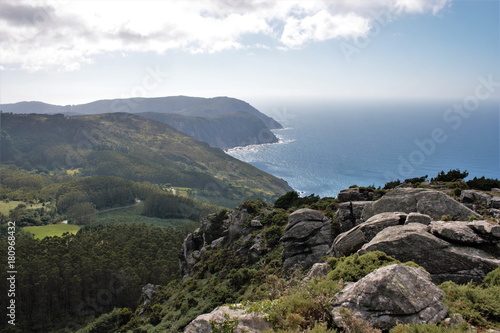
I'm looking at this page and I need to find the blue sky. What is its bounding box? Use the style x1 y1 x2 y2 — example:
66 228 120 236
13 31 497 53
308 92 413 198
0 0 498 107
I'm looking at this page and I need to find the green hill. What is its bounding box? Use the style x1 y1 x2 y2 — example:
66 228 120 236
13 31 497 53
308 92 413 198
0 96 282 149
0 112 292 206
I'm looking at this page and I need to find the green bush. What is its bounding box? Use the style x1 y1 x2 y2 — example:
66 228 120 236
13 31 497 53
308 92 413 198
432 169 469 183
390 323 470 333
483 267 500 288
439 281 500 328
264 225 284 248
326 251 417 282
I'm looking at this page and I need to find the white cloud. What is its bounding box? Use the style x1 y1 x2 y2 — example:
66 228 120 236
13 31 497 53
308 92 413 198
0 0 452 71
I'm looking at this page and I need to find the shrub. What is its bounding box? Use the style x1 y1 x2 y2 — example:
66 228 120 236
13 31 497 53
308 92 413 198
264 225 284 248
482 267 500 288
326 251 416 282
466 176 500 191
274 191 320 210
404 175 428 185
390 323 470 333
384 180 402 189
439 281 500 328
336 308 381 333
432 169 469 182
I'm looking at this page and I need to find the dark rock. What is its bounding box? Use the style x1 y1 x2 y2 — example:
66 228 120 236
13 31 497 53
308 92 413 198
491 197 500 209
282 209 332 271
139 283 161 315
460 190 492 206
331 212 407 257
338 187 373 202
332 264 448 331
359 224 500 284
336 201 371 232
362 188 480 221
405 212 432 225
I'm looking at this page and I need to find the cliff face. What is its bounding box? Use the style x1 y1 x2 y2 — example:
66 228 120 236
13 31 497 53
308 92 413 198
139 112 279 149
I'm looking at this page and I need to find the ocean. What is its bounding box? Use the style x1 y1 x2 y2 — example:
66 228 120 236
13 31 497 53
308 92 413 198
227 100 500 197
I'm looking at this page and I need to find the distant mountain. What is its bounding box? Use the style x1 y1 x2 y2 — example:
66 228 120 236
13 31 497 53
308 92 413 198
0 112 292 206
0 96 282 148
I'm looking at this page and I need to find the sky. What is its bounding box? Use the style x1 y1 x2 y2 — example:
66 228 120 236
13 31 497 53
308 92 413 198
0 0 499 107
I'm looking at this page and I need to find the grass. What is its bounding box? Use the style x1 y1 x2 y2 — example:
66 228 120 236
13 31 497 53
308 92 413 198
95 203 198 228
0 200 46 215
24 223 81 239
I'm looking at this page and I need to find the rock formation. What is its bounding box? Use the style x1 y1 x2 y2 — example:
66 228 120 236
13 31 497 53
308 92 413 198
331 212 407 257
281 208 332 271
184 306 271 333
332 264 448 331
358 222 500 284
362 188 480 221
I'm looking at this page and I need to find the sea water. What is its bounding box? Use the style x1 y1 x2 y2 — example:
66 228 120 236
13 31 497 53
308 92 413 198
227 100 499 197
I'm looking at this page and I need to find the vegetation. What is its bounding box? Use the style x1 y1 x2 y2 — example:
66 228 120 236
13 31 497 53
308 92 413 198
0 224 187 333
439 267 500 328
23 223 81 239
432 169 469 182
0 112 291 206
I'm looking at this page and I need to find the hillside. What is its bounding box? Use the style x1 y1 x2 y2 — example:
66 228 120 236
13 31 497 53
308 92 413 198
0 96 282 149
65 180 500 332
0 112 292 206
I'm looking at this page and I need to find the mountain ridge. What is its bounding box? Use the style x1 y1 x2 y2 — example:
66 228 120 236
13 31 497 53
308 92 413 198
0 96 282 149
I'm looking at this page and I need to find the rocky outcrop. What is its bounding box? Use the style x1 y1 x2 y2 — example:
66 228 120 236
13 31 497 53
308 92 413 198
281 209 332 271
338 187 374 202
331 212 407 257
180 207 268 278
362 188 480 221
359 223 500 284
336 201 371 232
460 190 492 206
184 305 271 333
332 264 448 331
138 283 161 315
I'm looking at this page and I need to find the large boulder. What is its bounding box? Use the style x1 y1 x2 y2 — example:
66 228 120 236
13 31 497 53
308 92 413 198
331 212 407 257
282 208 332 271
362 188 480 221
359 223 500 284
184 306 271 333
332 264 448 331
336 201 372 232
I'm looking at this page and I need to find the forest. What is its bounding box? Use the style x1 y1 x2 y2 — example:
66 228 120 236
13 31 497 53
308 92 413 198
0 224 187 333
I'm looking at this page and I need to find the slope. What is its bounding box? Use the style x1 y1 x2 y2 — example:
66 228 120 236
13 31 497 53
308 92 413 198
0 112 292 206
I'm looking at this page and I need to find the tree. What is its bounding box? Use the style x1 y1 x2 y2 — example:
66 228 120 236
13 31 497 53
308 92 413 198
432 169 469 182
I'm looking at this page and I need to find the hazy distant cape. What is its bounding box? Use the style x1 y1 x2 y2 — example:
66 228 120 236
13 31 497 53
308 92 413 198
0 96 282 149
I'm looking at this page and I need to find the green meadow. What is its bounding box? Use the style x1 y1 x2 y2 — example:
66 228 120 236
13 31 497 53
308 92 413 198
24 224 81 239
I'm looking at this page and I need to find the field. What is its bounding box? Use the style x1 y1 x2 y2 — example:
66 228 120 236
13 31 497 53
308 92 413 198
24 224 81 239
0 200 46 215
95 203 198 229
